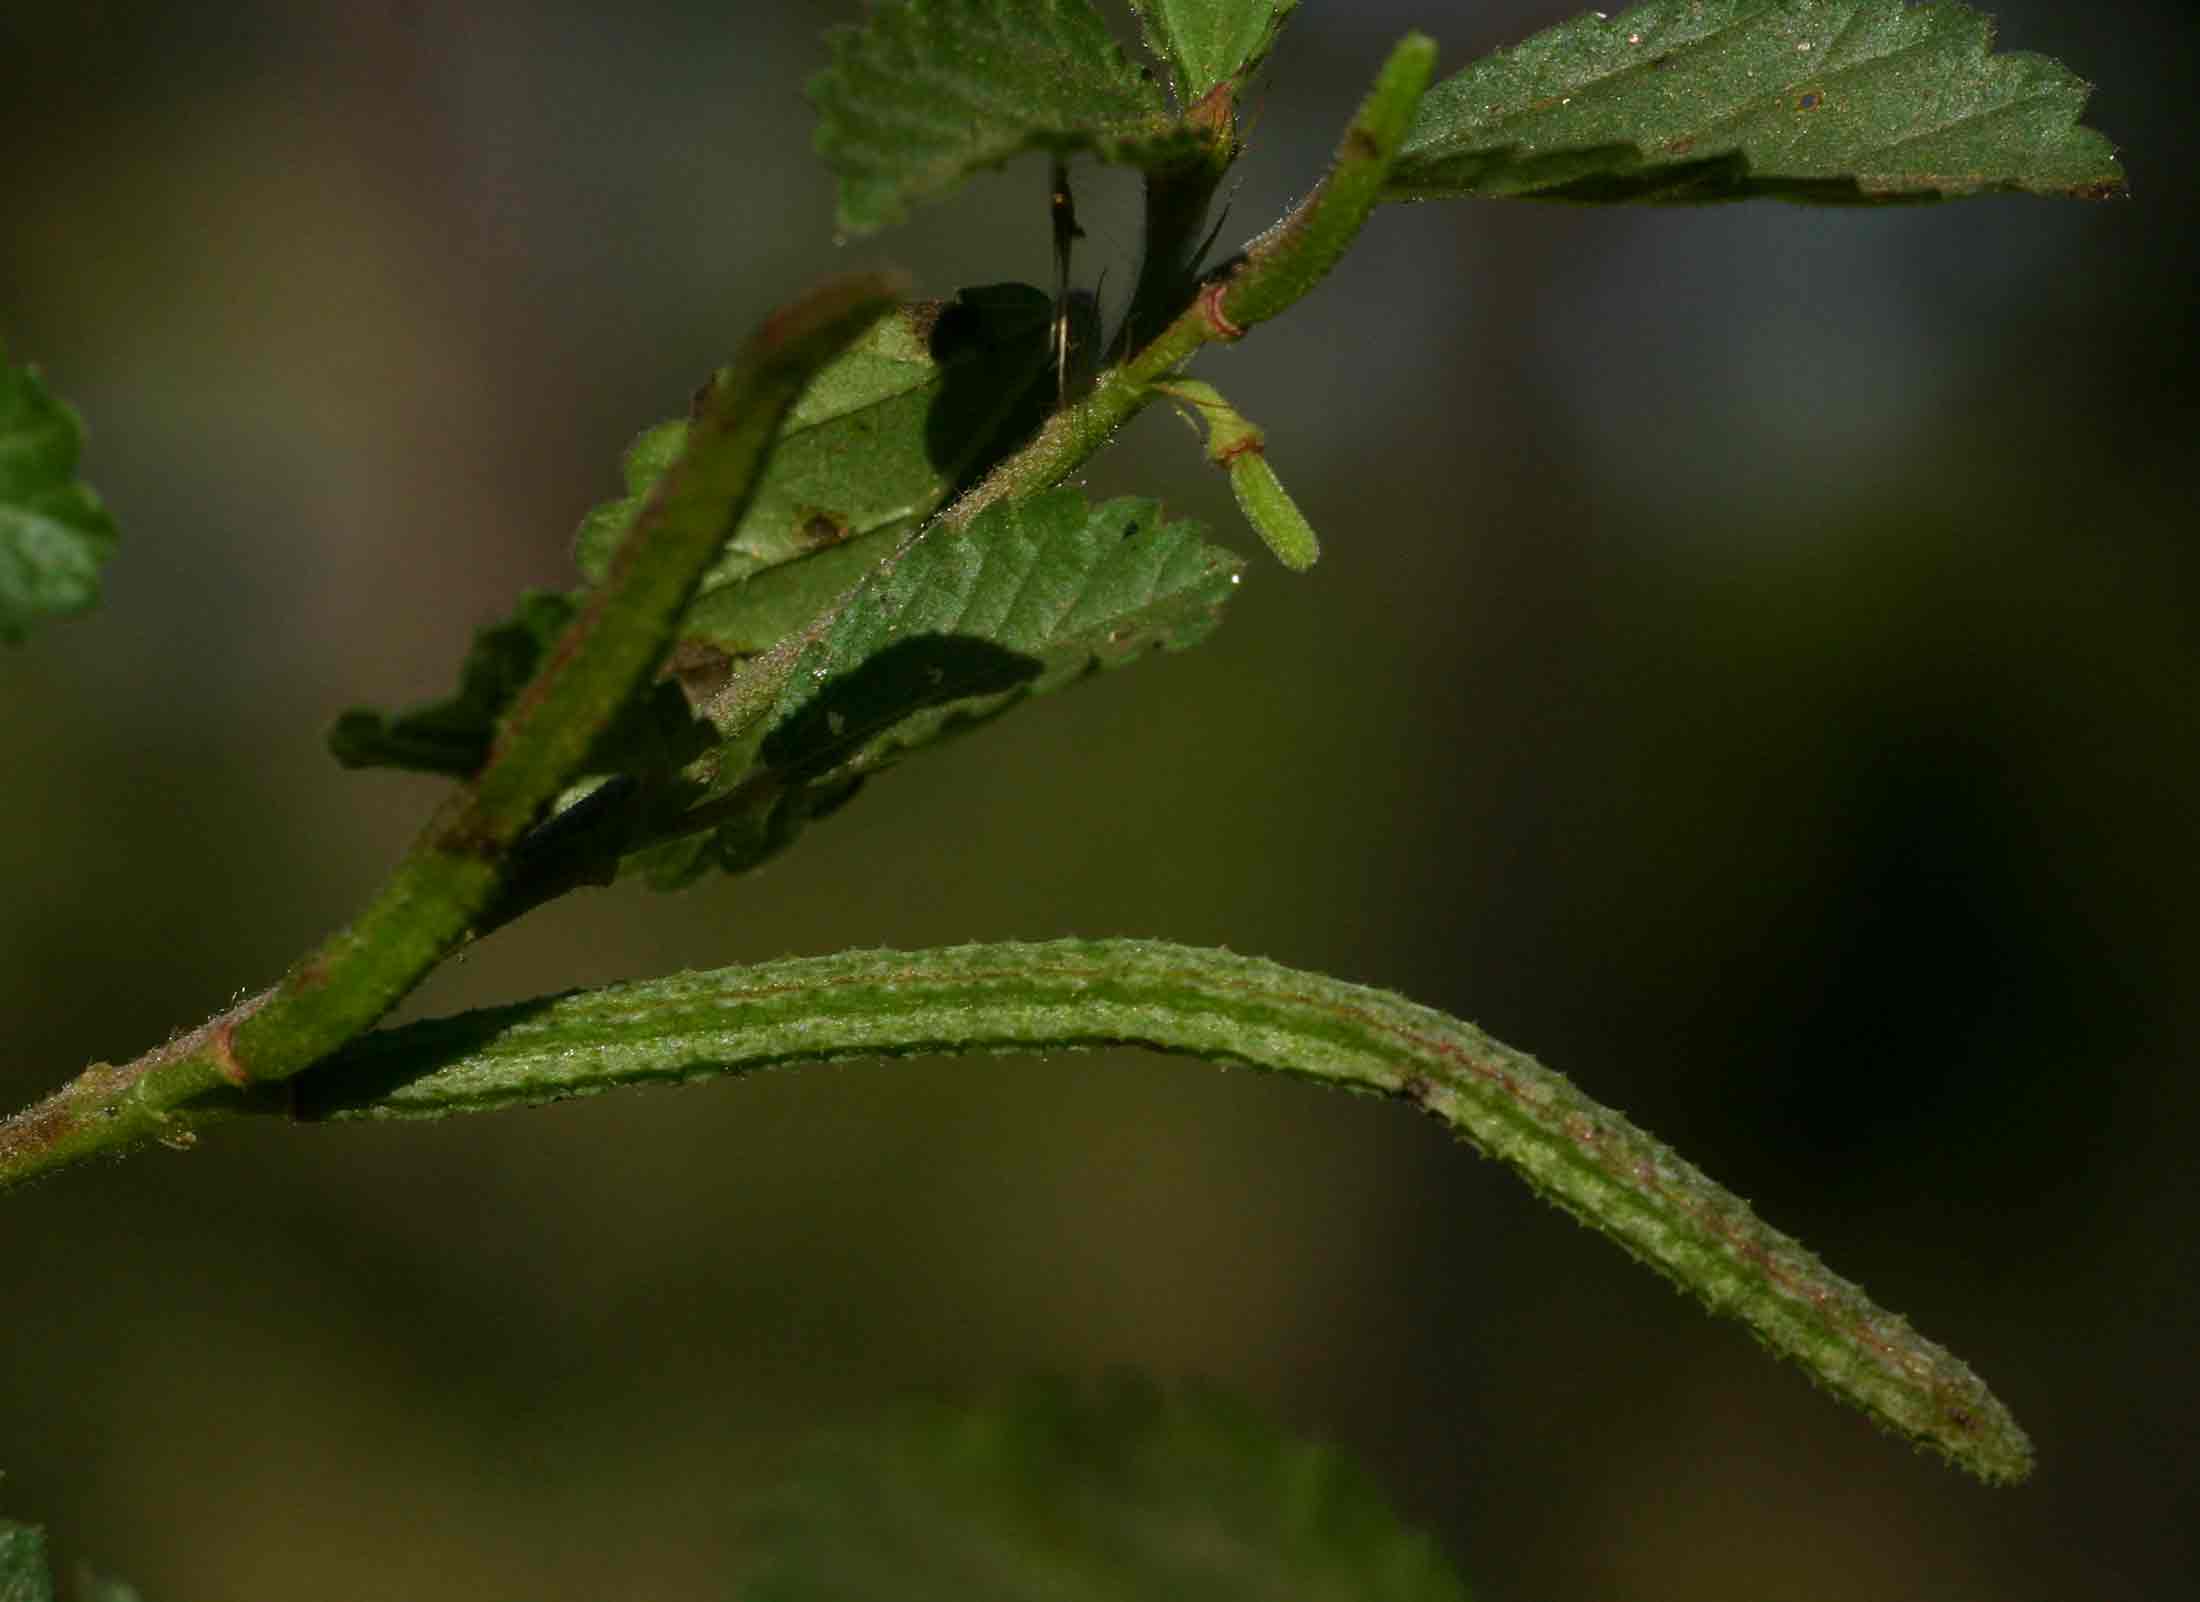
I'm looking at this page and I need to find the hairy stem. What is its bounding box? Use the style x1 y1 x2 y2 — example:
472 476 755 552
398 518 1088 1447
0 275 903 1192
941 33 1436 533
385 34 1436 924
242 938 2029 1485
1212 33 1434 332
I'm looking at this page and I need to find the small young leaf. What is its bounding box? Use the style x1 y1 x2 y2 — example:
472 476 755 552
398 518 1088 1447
1386 0 2122 204
1128 0 1298 103
740 1378 1471 1601
0 344 119 645
810 0 1197 235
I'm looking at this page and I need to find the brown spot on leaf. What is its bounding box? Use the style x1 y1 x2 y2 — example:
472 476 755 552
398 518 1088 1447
1796 90 1822 111
798 509 853 549
901 299 947 343
668 639 737 702
1344 126 1383 163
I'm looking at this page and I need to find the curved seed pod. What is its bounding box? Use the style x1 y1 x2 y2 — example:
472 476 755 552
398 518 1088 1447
276 937 2034 1485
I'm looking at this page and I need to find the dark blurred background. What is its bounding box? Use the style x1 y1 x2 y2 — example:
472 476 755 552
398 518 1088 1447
2 2 2192 1597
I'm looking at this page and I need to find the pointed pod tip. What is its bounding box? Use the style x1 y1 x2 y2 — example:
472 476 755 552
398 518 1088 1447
1383 31 1440 87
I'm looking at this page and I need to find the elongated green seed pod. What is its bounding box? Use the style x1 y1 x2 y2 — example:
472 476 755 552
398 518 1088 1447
272 938 2033 1485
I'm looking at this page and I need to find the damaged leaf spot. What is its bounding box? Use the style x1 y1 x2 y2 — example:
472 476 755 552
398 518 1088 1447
799 509 854 549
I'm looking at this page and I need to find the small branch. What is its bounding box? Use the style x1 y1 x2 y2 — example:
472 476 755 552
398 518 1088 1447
0 274 904 1193
1 32 1436 1189
1115 85 1237 360
1214 33 1435 334
940 33 1437 534
435 34 1444 912
245 938 2030 1486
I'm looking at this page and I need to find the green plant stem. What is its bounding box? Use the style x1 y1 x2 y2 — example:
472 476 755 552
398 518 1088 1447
369 32 1438 917
0 274 903 1193
1115 85 1237 359
0 32 1437 1188
1213 33 1435 331
942 32 1435 533
228 937 2029 1485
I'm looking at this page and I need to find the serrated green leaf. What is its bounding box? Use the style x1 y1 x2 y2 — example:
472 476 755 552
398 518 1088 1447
673 488 1242 879
595 284 1061 657
1 344 119 645
738 1378 1472 1601
569 419 688 579
335 286 1058 781
1386 0 2122 204
461 489 1242 905
1129 0 1298 102
0 1522 53 1602
810 0 1197 234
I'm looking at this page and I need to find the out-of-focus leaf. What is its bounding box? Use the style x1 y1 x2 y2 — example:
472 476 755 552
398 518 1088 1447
74 1575 144 1602
1129 0 1297 102
1385 0 2123 204
0 344 118 644
0 1524 147 1602
0 1522 53 1602
737 1378 1472 1601
810 0 1199 235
